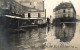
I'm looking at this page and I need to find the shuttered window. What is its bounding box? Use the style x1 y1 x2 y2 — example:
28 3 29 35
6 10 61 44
28 13 31 18
38 13 41 18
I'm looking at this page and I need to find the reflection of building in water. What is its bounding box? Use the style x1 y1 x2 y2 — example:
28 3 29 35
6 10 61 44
6 27 46 50
55 23 76 42
47 25 53 33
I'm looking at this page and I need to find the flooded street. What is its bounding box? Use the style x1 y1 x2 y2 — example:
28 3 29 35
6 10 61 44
0 0 80 50
0 22 80 50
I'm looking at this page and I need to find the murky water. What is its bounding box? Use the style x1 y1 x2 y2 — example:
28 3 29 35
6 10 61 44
0 21 80 50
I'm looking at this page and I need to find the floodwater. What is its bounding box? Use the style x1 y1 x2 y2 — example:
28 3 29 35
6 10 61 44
0 21 80 50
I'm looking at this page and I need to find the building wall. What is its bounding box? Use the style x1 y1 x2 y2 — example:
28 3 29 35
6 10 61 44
21 0 45 18
55 8 76 18
20 1 44 12
55 9 63 18
25 12 45 18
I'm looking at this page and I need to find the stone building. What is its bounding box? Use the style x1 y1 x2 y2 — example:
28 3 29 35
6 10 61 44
54 1 76 19
0 0 47 25
20 0 46 25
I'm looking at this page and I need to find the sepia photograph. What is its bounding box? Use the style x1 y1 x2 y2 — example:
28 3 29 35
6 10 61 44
0 0 80 50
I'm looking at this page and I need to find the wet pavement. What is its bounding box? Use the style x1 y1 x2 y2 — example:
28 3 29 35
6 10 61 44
0 21 80 50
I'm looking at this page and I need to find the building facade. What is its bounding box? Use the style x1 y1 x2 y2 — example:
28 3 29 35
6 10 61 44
4 0 47 25
20 0 47 25
54 1 76 19
20 0 45 18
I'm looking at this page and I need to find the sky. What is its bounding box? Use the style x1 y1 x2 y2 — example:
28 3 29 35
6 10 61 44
44 0 80 19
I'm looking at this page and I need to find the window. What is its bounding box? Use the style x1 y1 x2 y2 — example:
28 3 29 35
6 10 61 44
34 6 35 9
30 2 31 5
63 9 66 13
63 5 66 7
68 11 70 13
38 13 41 18
63 14 65 17
28 13 31 18
68 4 71 7
68 14 70 17
68 8 70 10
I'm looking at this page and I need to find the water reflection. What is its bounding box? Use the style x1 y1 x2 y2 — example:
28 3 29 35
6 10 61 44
0 27 46 50
55 23 76 42
0 20 79 50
